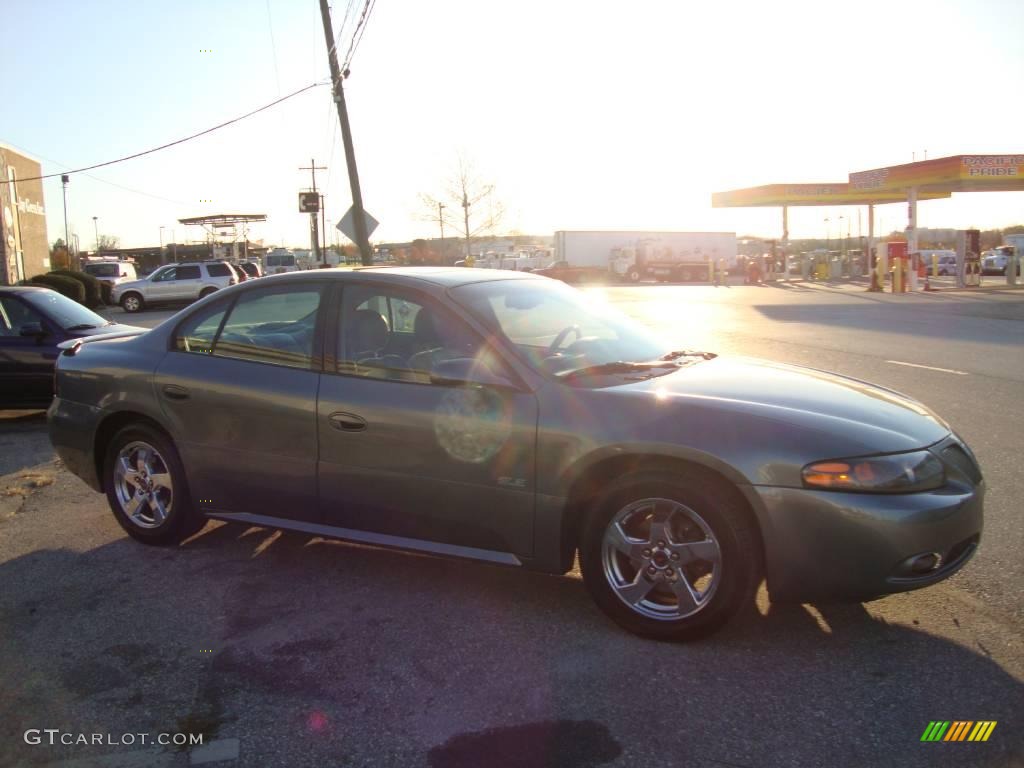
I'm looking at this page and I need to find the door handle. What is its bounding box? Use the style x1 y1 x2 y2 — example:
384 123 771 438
329 411 366 432
162 384 190 400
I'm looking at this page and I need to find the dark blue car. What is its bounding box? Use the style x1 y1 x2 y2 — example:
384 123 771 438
0 286 142 409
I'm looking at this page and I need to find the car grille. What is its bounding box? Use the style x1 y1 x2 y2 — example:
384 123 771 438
942 444 983 485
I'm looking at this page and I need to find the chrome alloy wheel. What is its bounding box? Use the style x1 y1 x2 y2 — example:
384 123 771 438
113 441 174 529
601 497 722 620
122 294 141 312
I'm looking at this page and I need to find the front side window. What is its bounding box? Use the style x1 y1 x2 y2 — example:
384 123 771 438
151 266 175 282
212 286 322 368
338 285 485 383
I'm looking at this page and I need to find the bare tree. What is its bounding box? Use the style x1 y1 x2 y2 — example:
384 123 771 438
420 154 506 262
97 234 120 251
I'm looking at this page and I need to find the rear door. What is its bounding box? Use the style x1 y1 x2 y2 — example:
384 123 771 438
155 281 326 520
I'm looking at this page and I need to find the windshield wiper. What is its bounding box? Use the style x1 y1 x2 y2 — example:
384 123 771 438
557 360 681 380
660 350 717 361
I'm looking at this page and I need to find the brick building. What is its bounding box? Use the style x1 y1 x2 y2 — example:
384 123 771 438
0 142 49 284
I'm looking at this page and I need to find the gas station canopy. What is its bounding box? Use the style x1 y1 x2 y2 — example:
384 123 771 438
177 214 268 227
712 183 949 208
713 154 1024 209
849 154 1024 194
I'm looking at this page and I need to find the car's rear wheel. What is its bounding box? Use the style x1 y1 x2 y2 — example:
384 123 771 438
120 292 144 313
580 469 761 641
200 287 218 299
104 423 205 545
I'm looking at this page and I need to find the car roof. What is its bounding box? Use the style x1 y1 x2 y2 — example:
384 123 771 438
0 285 52 295
256 266 544 289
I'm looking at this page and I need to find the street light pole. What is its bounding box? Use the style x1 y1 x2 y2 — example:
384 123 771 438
93 216 99 254
438 202 446 261
61 175 71 267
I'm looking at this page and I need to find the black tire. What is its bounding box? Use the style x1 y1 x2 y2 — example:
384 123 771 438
200 287 218 299
103 422 206 546
628 269 641 283
579 469 762 642
120 292 144 313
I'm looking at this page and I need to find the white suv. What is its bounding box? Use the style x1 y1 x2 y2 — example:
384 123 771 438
112 261 238 313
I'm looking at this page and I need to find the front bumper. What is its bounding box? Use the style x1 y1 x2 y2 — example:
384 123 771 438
751 479 983 603
47 397 103 492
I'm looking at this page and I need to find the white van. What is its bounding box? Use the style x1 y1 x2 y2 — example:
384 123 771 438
264 249 298 274
82 260 137 287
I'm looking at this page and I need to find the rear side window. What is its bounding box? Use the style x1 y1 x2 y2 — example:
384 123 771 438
213 287 323 369
175 301 228 354
176 265 201 280
205 263 230 277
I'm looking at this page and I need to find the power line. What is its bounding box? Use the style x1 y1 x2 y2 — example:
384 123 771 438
13 81 327 184
342 0 377 73
1 141 191 207
332 0 357 59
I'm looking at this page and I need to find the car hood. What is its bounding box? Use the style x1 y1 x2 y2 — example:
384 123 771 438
111 278 149 292
616 356 951 452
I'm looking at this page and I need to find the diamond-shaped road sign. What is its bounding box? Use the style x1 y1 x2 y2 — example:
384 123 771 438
336 206 379 242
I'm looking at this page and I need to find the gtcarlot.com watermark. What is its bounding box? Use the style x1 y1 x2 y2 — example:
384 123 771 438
25 729 204 748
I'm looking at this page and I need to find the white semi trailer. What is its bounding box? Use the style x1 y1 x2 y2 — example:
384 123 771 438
552 230 737 283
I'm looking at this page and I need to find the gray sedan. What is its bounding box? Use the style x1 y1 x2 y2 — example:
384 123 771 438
47 268 983 641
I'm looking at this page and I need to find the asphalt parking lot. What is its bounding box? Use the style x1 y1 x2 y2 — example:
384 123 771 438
2 281 1022 768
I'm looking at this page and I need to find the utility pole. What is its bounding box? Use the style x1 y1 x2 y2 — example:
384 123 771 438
299 158 326 264
319 0 373 266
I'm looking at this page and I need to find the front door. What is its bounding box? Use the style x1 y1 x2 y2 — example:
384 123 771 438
0 295 58 406
155 281 326 520
317 282 537 559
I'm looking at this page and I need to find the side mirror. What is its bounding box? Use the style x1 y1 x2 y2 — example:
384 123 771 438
19 322 48 339
121 272 127 278
431 357 518 390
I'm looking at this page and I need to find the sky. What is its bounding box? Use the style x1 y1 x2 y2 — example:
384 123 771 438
4 0 1024 250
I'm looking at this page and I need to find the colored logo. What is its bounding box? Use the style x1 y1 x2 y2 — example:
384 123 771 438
921 721 996 742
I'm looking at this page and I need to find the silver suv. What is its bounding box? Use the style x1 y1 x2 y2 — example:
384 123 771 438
112 261 238 313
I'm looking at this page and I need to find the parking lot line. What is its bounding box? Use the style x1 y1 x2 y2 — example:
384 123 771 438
885 360 969 375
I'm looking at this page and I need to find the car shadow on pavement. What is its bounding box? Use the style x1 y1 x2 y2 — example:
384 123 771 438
1 523 1021 768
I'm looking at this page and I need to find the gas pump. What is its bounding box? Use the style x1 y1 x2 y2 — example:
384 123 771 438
957 229 981 288
1007 245 1020 287
888 241 908 293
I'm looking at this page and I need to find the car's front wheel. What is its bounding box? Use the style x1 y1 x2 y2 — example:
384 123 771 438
120 292 144 313
200 287 218 299
580 469 761 641
104 423 205 545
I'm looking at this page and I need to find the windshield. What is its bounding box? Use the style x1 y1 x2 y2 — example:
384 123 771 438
83 263 121 277
24 290 110 330
266 254 295 267
451 279 673 378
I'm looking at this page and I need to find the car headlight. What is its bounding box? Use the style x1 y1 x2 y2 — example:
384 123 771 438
802 450 945 493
